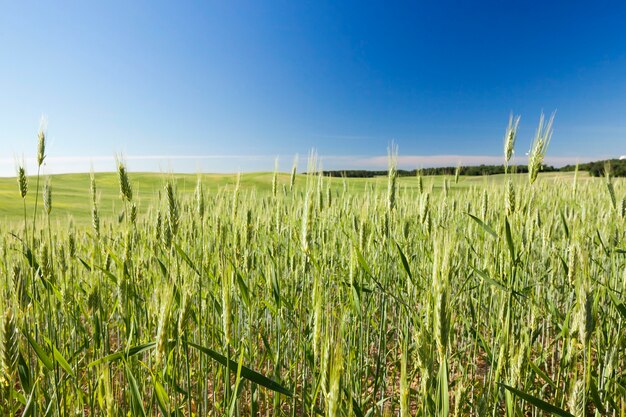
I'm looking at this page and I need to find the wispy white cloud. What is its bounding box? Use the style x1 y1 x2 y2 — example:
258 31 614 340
0 155 279 177
0 155 273 163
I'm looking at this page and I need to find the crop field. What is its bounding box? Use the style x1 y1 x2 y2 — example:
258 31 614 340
0 154 625 416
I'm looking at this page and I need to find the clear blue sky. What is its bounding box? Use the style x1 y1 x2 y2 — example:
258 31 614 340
1 1 625 174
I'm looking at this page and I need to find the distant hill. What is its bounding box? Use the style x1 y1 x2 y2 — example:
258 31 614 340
321 159 626 178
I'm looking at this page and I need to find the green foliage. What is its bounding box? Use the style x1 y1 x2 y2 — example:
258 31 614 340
320 164 560 178
562 158 626 177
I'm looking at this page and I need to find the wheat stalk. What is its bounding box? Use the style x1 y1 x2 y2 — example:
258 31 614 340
528 111 556 184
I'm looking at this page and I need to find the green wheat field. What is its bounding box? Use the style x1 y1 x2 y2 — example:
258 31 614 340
1 148 625 415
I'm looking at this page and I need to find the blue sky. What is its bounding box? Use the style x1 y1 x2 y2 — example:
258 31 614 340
1 1 625 175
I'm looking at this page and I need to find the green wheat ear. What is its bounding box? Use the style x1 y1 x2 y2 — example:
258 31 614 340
528 111 556 184
290 154 298 192
43 177 52 215
416 170 423 194
90 172 100 236
272 156 278 198
37 115 47 167
505 179 515 215
2 308 18 384
116 156 133 202
165 181 178 236
568 380 585 417
504 113 521 171
195 177 205 219
17 164 27 199
605 161 617 209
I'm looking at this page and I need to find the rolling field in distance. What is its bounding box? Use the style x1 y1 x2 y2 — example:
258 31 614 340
0 170 588 225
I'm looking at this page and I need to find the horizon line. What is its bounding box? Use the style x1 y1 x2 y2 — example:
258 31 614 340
0 153 618 178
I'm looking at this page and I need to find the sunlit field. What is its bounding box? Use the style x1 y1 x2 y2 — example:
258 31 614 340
1 144 625 416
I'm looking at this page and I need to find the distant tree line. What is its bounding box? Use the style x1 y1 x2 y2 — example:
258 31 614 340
319 164 558 178
317 159 626 178
560 159 626 177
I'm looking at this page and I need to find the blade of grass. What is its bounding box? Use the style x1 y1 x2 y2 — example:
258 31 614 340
188 341 293 397
499 383 574 417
